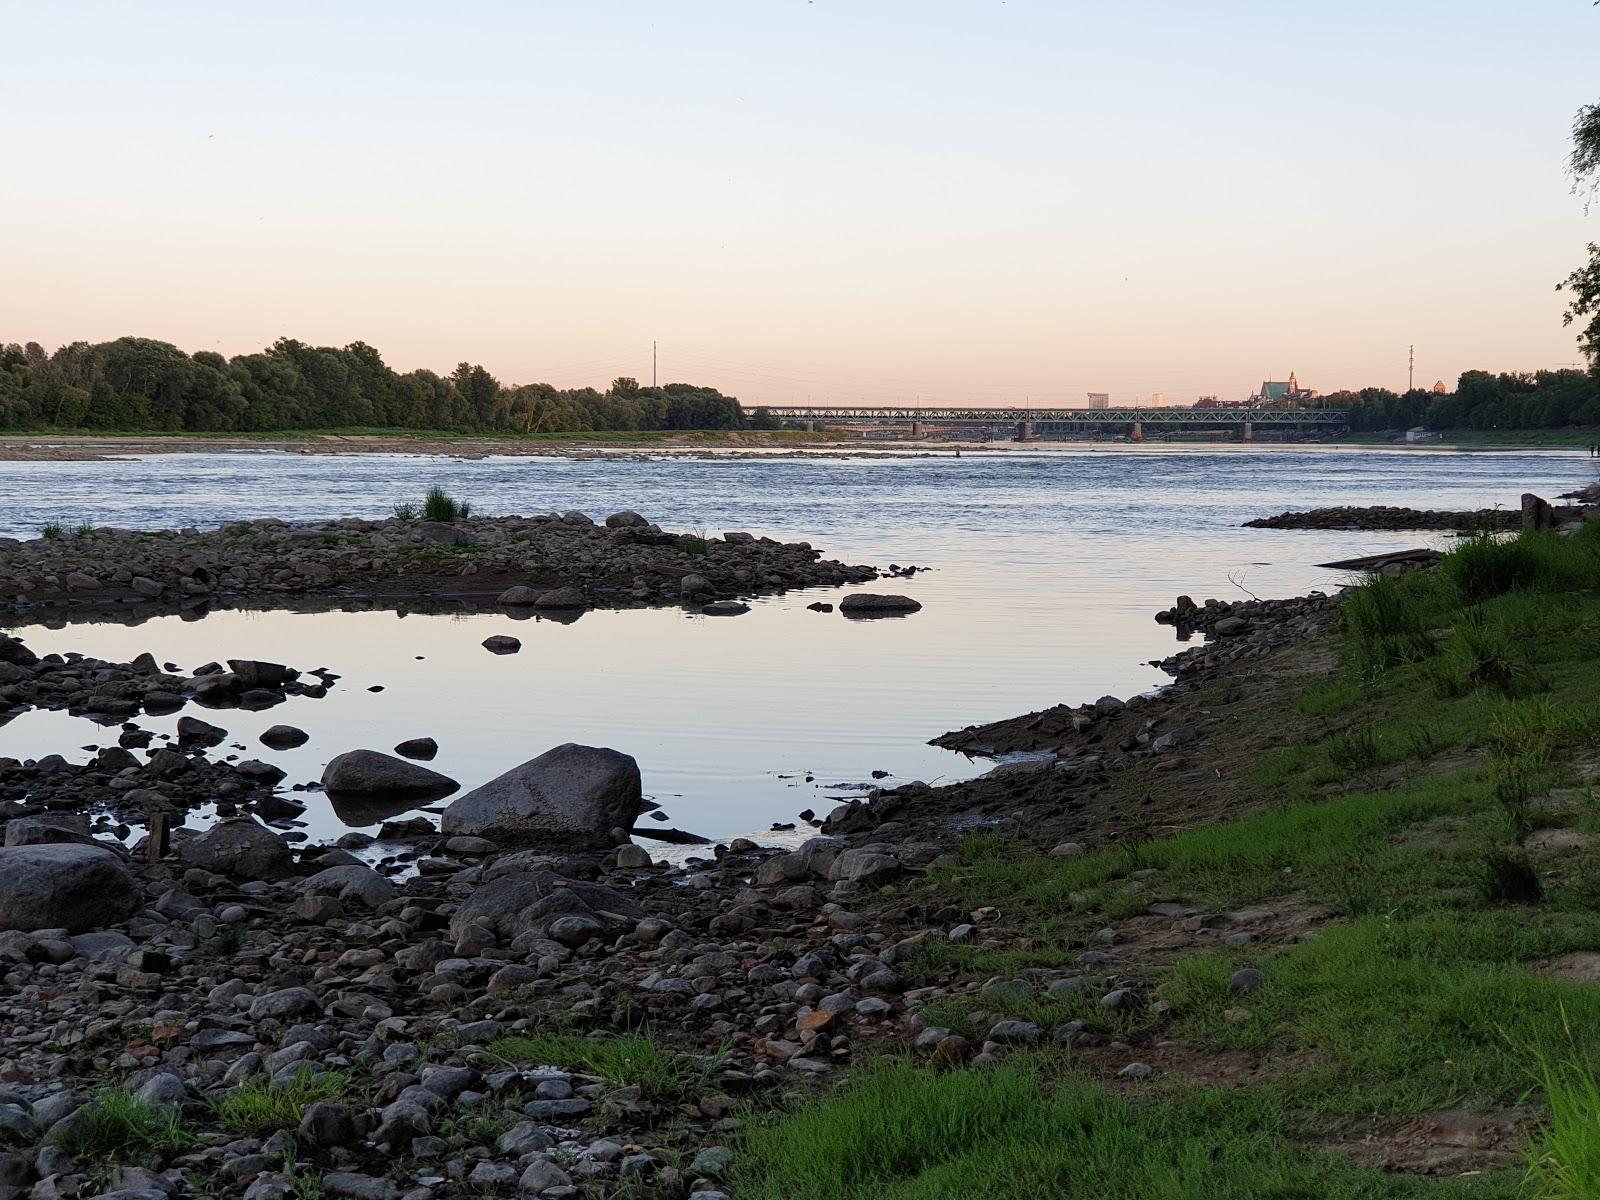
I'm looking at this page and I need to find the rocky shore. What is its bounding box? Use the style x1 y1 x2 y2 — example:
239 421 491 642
1244 491 1600 532
1242 505 1518 531
0 512 878 619
0 567 1358 1200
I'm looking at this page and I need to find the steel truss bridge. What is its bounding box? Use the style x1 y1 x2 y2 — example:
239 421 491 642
744 405 1347 427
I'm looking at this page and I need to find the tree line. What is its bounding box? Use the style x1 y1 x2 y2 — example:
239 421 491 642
1308 369 1600 433
0 337 750 434
2 335 1599 435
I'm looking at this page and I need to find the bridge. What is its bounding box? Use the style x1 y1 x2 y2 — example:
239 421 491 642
742 404 1349 440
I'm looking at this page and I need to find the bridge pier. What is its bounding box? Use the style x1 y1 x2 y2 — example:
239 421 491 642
1242 417 1253 442
1130 420 1143 442
1017 417 1037 442
911 418 923 439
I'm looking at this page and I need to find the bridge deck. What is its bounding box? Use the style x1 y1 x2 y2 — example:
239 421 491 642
743 406 1346 425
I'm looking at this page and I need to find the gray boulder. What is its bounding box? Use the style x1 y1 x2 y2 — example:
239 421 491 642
321 750 458 799
176 818 293 881
440 744 641 845
605 511 649 528
448 869 639 944
0 844 139 933
497 585 540 605
4 815 98 849
299 864 396 909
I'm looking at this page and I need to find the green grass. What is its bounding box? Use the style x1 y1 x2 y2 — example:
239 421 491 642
40 520 63 540
213 1067 354 1136
436 1102 522 1149
1527 1036 1600 1200
47 1087 194 1165
485 1031 708 1102
1161 911 1600 1113
931 774 1483 920
730 1060 1512 1200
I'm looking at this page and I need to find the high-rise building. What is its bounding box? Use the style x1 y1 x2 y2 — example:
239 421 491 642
1149 392 1164 407
1087 392 1110 410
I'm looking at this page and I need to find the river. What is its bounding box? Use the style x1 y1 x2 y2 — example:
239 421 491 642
1 444 1595 853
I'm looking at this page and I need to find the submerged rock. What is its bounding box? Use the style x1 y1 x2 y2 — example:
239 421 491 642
839 593 922 616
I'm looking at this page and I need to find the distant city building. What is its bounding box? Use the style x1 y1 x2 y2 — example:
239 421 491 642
1432 379 1447 394
1149 392 1164 407
1250 371 1317 406
1087 392 1110 410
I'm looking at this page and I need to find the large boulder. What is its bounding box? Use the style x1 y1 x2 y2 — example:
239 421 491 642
0 844 140 933
321 750 458 801
448 869 639 944
440 744 641 845
176 818 293 881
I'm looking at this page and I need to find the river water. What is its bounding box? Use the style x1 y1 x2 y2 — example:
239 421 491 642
1 445 1595 852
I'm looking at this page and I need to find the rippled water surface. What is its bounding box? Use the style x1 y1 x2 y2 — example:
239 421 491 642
2 445 1595 850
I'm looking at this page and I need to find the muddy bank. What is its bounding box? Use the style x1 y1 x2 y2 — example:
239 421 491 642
0 511 882 620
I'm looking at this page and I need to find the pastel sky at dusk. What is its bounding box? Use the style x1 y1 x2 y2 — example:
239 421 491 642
3 1 1597 404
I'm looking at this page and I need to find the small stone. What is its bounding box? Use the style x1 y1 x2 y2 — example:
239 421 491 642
985 1019 1040 1045
1230 968 1265 994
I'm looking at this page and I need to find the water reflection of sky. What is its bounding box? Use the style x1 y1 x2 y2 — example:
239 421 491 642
1 446 1596 849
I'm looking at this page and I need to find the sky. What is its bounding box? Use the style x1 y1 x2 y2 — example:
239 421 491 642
2 1 1597 405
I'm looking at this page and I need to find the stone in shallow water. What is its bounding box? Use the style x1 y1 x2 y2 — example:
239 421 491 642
440 743 641 844
322 749 458 798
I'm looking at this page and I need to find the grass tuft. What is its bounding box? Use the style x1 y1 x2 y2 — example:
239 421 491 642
47 1087 194 1165
213 1067 353 1136
421 485 471 522
486 1031 707 1102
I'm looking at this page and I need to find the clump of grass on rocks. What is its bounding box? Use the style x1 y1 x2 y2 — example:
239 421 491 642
213 1067 353 1136
487 1031 706 1102
48 1087 194 1165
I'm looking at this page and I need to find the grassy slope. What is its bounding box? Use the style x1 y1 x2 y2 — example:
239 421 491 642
736 524 1600 1200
